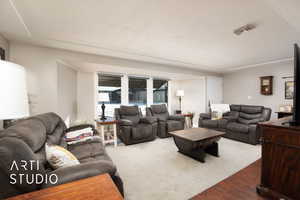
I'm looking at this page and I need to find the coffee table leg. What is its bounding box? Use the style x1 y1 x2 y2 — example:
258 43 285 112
205 142 219 157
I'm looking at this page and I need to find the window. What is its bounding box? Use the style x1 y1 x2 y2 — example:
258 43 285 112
98 74 121 116
129 77 147 105
153 79 168 104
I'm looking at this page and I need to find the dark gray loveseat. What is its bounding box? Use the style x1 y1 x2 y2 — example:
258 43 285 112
199 105 271 145
115 105 157 145
0 113 123 199
146 104 185 138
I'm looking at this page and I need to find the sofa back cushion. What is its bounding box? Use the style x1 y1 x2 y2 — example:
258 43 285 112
3 119 47 152
119 106 140 126
230 104 241 112
237 105 264 124
150 104 169 121
31 113 67 148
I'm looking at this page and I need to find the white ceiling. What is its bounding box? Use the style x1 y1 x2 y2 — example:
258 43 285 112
1 0 300 72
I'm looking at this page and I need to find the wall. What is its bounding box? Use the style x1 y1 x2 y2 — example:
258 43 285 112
206 76 223 112
170 78 207 126
10 43 59 115
77 72 96 123
0 34 9 129
0 34 9 58
223 61 293 119
57 62 77 123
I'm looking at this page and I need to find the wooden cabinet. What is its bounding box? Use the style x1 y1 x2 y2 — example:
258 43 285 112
257 117 300 200
260 76 273 95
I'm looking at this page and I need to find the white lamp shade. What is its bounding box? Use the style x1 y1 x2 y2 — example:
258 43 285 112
98 92 110 102
0 60 29 119
176 90 184 97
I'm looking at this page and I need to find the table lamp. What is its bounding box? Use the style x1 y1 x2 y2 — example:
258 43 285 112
176 90 184 114
0 60 29 128
98 92 110 120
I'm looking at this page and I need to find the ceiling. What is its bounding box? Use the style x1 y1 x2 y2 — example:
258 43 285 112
1 0 300 72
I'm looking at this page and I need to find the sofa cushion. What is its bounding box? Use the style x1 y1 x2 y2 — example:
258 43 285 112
167 120 183 132
119 106 140 125
119 105 139 116
4 119 47 152
32 113 67 147
239 112 262 120
218 119 228 129
230 105 241 112
238 118 261 125
132 124 153 140
68 137 105 160
227 122 249 134
202 120 218 129
240 105 263 114
151 104 168 114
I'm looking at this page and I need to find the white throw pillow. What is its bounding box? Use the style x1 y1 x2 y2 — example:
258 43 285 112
45 143 80 169
211 104 230 114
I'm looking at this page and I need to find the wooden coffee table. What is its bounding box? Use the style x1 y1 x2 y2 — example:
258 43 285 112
170 128 225 163
6 174 123 200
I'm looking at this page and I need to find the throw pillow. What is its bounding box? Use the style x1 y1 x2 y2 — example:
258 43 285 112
45 143 80 169
210 104 230 120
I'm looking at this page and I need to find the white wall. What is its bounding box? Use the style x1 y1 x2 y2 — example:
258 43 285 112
0 34 9 129
206 76 223 111
77 72 96 123
0 34 9 58
170 78 207 126
223 61 293 119
57 62 77 122
10 42 59 115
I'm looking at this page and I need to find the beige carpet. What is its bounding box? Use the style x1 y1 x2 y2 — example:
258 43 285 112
106 137 261 200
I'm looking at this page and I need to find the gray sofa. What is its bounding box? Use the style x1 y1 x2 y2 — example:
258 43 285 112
146 104 185 138
115 105 157 145
198 105 271 145
0 113 123 199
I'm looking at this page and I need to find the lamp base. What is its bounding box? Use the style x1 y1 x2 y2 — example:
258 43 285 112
3 119 14 129
175 110 182 114
101 103 106 121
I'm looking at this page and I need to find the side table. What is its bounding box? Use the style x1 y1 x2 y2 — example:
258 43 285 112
95 117 118 147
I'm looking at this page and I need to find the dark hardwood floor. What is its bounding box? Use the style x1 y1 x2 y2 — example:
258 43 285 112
191 159 269 200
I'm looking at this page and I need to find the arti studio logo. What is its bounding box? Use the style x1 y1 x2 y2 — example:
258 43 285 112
9 160 58 185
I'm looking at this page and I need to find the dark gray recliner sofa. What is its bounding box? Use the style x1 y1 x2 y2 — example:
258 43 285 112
0 113 123 199
115 105 157 145
146 104 185 138
199 105 271 145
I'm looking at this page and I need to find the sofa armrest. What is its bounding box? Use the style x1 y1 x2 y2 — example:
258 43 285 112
140 117 157 124
117 119 133 126
41 160 116 189
168 115 185 121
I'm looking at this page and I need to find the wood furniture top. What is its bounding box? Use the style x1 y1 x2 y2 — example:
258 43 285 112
6 174 123 200
259 116 300 131
191 159 268 200
95 116 118 125
170 128 225 142
182 113 194 117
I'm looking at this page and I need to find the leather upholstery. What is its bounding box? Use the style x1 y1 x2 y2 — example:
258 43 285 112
0 113 123 199
115 106 157 145
198 105 271 145
146 104 185 138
